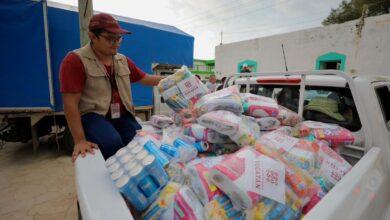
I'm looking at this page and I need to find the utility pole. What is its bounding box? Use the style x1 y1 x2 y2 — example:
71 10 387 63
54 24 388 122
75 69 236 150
78 0 93 46
220 31 223 45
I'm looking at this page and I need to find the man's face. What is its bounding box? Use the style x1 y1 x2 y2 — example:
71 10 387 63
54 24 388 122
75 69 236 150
90 31 122 56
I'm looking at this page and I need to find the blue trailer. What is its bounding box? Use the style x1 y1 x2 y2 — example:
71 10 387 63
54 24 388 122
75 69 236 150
0 0 194 152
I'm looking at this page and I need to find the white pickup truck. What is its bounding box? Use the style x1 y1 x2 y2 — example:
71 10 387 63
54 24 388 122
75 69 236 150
75 70 390 220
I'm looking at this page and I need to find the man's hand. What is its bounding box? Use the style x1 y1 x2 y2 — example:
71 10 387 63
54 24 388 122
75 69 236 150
72 140 99 162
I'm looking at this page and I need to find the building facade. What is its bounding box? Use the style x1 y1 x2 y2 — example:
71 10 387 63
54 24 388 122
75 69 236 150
215 14 390 77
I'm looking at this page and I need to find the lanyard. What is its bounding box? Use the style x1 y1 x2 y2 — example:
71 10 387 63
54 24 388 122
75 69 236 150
103 57 117 88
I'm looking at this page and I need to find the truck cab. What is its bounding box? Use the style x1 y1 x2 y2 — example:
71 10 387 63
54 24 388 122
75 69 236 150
225 70 390 219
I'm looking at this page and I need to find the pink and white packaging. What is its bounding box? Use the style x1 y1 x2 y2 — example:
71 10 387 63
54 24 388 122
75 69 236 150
241 93 279 118
173 186 205 220
209 147 286 210
186 156 225 205
317 143 352 185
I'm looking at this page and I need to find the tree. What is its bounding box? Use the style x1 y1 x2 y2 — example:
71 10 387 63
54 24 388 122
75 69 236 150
322 0 390 25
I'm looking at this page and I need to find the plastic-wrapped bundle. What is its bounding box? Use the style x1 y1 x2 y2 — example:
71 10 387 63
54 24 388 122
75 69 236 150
186 156 225 205
254 142 325 211
277 105 302 127
294 120 358 149
142 182 181 220
256 117 281 131
204 194 245 220
150 115 174 128
194 85 243 116
314 141 352 193
208 143 240 155
259 130 320 175
158 66 208 112
241 93 279 118
245 188 302 220
198 111 259 146
184 123 231 144
230 115 261 147
209 147 287 210
172 186 205 220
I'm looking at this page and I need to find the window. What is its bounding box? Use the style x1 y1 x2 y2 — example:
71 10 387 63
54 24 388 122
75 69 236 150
375 85 390 130
247 84 362 131
315 52 346 71
319 60 342 70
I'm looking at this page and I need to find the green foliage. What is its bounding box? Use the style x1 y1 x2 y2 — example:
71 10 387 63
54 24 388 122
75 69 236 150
322 0 390 25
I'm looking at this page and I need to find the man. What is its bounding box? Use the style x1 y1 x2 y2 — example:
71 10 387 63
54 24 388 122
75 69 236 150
60 13 164 161
206 74 217 92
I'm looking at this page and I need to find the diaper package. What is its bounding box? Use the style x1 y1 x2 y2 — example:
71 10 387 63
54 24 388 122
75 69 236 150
241 93 279 118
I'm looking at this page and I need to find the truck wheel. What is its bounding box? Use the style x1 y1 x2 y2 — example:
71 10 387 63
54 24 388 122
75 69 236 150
63 127 74 155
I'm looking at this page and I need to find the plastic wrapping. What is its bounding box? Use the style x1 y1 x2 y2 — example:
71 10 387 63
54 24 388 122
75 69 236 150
256 117 281 131
259 131 320 175
241 93 279 118
315 142 352 192
277 105 302 127
209 147 287 210
204 194 245 220
157 66 208 112
173 186 205 220
294 120 358 149
195 85 243 116
198 111 259 146
142 182 181 220
184 123 231 144
186 156 225 205
150 115 174 128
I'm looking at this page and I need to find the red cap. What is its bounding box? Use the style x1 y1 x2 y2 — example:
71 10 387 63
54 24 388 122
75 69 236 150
89 13 131 35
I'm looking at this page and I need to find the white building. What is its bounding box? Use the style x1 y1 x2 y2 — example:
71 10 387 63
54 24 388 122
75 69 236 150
215 14 390 77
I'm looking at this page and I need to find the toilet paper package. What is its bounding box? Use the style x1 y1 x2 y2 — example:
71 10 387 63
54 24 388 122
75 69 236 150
241 93 279 118
194 85 243 116
173 186 205 220
209 147 286 210
186 156 225 205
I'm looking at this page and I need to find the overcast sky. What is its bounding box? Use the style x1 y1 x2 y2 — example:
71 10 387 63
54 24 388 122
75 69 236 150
51 0 343 59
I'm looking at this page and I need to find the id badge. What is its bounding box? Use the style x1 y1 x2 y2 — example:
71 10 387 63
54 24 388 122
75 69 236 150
110 103 120 119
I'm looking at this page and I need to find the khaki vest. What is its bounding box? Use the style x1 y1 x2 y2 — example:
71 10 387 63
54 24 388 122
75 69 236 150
73 44 134 116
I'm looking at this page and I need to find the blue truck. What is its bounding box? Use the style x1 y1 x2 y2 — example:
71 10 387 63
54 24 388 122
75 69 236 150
0 0 194 152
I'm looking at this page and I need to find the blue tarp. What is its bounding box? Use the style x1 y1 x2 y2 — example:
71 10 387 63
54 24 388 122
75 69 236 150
48 4 194 111
0 1 194 111
0 1 52 109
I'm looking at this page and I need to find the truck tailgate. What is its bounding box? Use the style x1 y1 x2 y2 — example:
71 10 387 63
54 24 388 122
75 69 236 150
305 147 390 220
75 151 133 220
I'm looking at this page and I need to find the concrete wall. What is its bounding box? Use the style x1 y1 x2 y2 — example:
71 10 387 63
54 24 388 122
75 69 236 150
215 14 390 77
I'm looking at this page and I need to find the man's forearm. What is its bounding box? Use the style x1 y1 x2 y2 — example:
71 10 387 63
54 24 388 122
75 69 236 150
64 103 85 144
140 75 165 86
